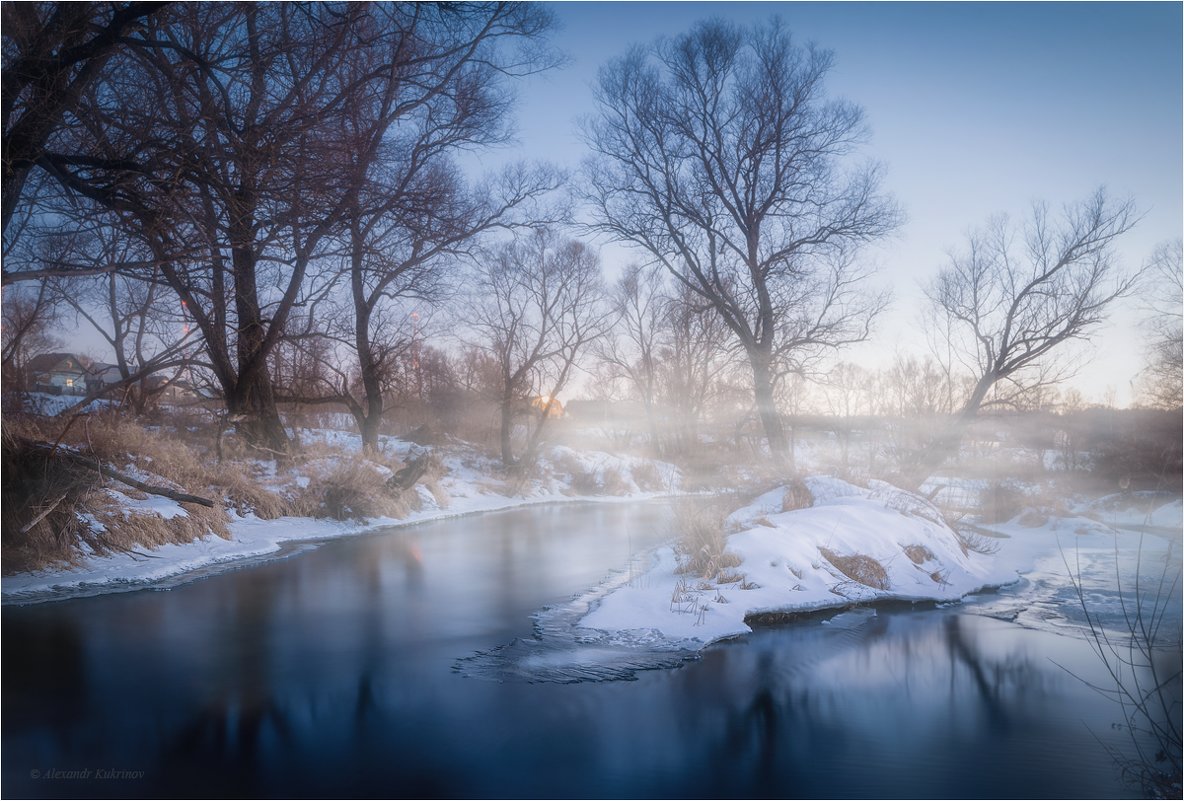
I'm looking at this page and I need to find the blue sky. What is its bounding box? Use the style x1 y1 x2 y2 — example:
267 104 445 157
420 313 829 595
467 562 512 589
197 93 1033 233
475 1 1183 406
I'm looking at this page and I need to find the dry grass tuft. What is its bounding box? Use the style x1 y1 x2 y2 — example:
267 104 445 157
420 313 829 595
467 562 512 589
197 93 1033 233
819 546 890 590
66 414 292 518
903 544 936 564
631 460 665 492
600 465 632 496
295 458 416 521
3 412 448 571
781 478 814 512
673 499 742 579
89 491 229 553
3 429 101 572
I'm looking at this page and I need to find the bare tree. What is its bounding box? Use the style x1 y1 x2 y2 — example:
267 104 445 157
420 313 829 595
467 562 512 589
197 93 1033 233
24 4 556 456
909 189 1139 487
584 18 900 463
332 162 561 453
1139 239 1182 410
655 281 737 455
882 354 958 418
594 263 667 454
470 227 610 468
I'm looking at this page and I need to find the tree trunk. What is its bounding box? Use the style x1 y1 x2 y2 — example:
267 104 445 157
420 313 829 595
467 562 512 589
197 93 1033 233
359 412 381 455
229 367 289 456
499 396 517 468
230 239 290 457
749 349 791 466
351 225 384 456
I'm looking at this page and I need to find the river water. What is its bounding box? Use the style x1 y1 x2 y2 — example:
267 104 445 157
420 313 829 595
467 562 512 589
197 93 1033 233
3 500 1178 798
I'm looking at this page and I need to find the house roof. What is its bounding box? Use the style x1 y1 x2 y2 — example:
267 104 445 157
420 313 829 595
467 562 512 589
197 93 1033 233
25 353 90 374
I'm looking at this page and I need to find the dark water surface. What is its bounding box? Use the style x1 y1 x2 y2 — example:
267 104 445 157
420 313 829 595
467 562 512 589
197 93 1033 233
1 501 1166 798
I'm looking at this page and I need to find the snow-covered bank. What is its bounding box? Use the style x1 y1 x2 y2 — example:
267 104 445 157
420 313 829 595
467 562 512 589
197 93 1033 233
2 439 680 604
577 476 1182 648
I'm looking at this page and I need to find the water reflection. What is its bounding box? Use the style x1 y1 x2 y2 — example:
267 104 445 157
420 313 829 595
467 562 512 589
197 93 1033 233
0 502 1153 798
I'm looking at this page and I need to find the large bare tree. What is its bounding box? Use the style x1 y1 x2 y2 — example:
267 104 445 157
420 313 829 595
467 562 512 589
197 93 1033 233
584 18 899 463
908 189 1139 487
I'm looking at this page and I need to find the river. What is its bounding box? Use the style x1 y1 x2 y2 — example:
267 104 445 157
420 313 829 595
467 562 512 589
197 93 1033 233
2 500 1177 798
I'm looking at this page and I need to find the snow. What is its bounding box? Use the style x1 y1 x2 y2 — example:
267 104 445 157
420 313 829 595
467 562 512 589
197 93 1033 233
580 477 1028 646
21 393 115 417
1081 491 1183 529
112 490 189 520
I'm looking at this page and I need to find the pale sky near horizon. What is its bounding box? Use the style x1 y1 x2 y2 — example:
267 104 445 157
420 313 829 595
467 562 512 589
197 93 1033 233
468 1 1183 407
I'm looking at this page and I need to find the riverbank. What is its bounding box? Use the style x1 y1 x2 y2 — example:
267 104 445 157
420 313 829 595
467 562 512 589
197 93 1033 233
2 418 682 604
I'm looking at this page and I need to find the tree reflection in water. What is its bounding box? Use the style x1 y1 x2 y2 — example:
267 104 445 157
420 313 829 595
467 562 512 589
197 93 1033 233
1 501 1144 799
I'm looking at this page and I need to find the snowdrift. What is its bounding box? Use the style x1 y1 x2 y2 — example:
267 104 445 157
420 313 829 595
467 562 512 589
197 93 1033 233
580 476 1020 645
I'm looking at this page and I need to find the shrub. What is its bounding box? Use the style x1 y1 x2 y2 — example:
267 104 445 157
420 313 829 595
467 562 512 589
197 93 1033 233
600 465 632 496
977 480 1027 524
295 458 416 521
631 460 666 492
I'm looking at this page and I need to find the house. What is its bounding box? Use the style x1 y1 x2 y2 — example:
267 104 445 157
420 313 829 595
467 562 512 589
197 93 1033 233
144 374 198 403
85 361 124 394
25 353 91 396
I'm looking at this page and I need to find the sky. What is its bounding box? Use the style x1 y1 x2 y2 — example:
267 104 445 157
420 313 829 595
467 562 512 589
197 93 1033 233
469 1 1183 407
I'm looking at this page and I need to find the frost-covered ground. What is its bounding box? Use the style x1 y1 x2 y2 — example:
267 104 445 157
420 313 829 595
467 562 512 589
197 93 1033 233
576 476 1182 649
2 432 680 603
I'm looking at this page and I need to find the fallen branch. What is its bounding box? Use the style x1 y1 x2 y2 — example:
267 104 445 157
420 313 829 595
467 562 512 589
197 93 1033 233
387 455 429 491
19 494 67 534
28 441 217 508
81 458 217 508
